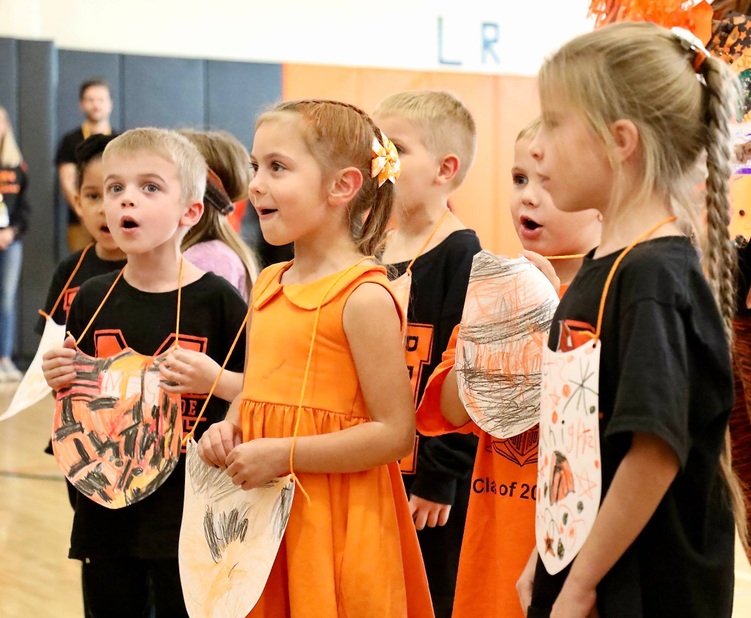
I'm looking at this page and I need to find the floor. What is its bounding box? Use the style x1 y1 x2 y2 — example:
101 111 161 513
0 383 750 616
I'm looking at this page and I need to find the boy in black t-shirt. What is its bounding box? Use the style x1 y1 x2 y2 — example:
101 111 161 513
375 90 482 618
42 128 247 618
38 134 126 337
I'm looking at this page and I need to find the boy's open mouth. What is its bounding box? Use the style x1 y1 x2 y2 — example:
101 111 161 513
100 224 111 234
121 217 139 229
521 216 541 231
258 208 277 216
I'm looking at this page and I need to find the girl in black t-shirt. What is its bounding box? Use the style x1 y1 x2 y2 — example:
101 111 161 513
519 23 741 618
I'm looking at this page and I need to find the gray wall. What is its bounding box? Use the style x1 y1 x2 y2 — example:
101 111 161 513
0 37 282 361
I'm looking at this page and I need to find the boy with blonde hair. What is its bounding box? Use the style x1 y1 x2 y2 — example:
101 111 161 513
42 128 248 617
375 90 482 618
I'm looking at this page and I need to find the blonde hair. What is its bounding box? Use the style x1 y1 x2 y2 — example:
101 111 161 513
516 118 542 143
540 21 745 544
257 99 395 257
374 90 477 188
103 128 206 203
178 129 259 287
0 107 23 168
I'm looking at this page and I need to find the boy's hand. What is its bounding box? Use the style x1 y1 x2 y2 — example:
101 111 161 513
409 494 451 530
41 335 77 390
159 348 220 395
522 250 560 295
225 438 291 490
196 419 242 468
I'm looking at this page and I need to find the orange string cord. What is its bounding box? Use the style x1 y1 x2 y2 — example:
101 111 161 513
45 242 95 319
594 216 677 340
544 254 586 260
73 267 125 346
174 257 183 347
181 303 252 446
289 256 374 505
404 209 451 276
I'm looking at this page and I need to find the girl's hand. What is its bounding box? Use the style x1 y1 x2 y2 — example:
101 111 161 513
159 348 219 395
41 335 77 391
551 578 598 618
522 250 560 296
225 437 291 490
196 419 242 468
409 494 451 530
516 547 538 615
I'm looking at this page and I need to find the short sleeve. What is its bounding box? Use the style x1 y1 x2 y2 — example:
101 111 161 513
606 298 692 466
416 323 476 437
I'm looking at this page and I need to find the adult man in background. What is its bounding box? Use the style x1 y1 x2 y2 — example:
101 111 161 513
55 78 113 252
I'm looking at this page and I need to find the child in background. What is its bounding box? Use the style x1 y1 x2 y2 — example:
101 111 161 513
521 23 740 617
197 99 433 617
0 106 30 381
37 134 126 337
39 134 126 515
373 90 481 618
179 128 259 301
415 119 601 617
41 128 248 618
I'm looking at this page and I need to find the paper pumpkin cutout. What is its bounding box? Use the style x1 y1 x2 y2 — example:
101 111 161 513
51 348 182 508
179 440 294 618
536 333 602 575
0 315 65 422
455 252 559 438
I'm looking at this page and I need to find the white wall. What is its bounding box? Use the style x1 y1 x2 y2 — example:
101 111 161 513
0 0 593 75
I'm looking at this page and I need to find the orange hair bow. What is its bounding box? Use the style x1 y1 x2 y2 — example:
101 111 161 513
371 131 401 187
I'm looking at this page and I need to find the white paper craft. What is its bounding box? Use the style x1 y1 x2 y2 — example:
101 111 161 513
0 315 65 422
455 252 559 438
536 337 602 574
179 440 294 618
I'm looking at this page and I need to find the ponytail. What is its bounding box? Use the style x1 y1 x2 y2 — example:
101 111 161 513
700 52 748 549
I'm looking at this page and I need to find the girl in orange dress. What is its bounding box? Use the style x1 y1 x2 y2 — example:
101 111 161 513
197 100 434 618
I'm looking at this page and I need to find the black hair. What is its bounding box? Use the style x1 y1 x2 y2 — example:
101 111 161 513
79 78 111 100
75 133 118 190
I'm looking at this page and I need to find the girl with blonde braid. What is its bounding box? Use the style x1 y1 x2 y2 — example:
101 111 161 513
197 100 433 617
516 22 743 618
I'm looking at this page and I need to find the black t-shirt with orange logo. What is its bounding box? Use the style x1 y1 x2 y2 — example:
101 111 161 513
64 270 248 560
36 246 128 335
0 163 30 237
387 228 481 605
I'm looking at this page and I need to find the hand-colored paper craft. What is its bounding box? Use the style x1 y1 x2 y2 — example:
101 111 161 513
536 333 601 574
51 348 182 508
455 252 559 438
179 440 294 618
0 315 65 422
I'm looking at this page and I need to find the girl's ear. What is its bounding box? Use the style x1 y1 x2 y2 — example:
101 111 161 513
329 167 364 207
180 200 204 227
610 119 640 163
435 154 460 186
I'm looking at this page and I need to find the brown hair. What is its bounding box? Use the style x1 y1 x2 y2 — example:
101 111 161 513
540 21 745 544
79 78 111 100
256 99 395 258
178 129 259 288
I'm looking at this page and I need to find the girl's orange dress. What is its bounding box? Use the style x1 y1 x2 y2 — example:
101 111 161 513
240 261 434 618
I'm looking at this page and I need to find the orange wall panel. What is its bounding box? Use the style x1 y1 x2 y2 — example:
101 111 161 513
283 64 539 254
